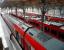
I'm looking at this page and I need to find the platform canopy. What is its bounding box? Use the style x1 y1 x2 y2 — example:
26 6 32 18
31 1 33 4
0 0 64 8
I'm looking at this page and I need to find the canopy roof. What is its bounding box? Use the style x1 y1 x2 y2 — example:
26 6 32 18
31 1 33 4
0 0 64 8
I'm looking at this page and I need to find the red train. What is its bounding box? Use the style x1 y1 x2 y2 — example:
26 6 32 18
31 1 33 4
2 14 64 50
11 13 64 42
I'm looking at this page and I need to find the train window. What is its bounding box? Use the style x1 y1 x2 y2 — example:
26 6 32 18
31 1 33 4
44 27 47 31
29 32 33 36
46 27 49 31
58 32 64 40
22 27 25 29
44 27 48 31
51 30 57 35
16 32 20 43
29 22 39 26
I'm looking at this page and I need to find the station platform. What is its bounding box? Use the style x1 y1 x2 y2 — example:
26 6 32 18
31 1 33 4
0 14 22 50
